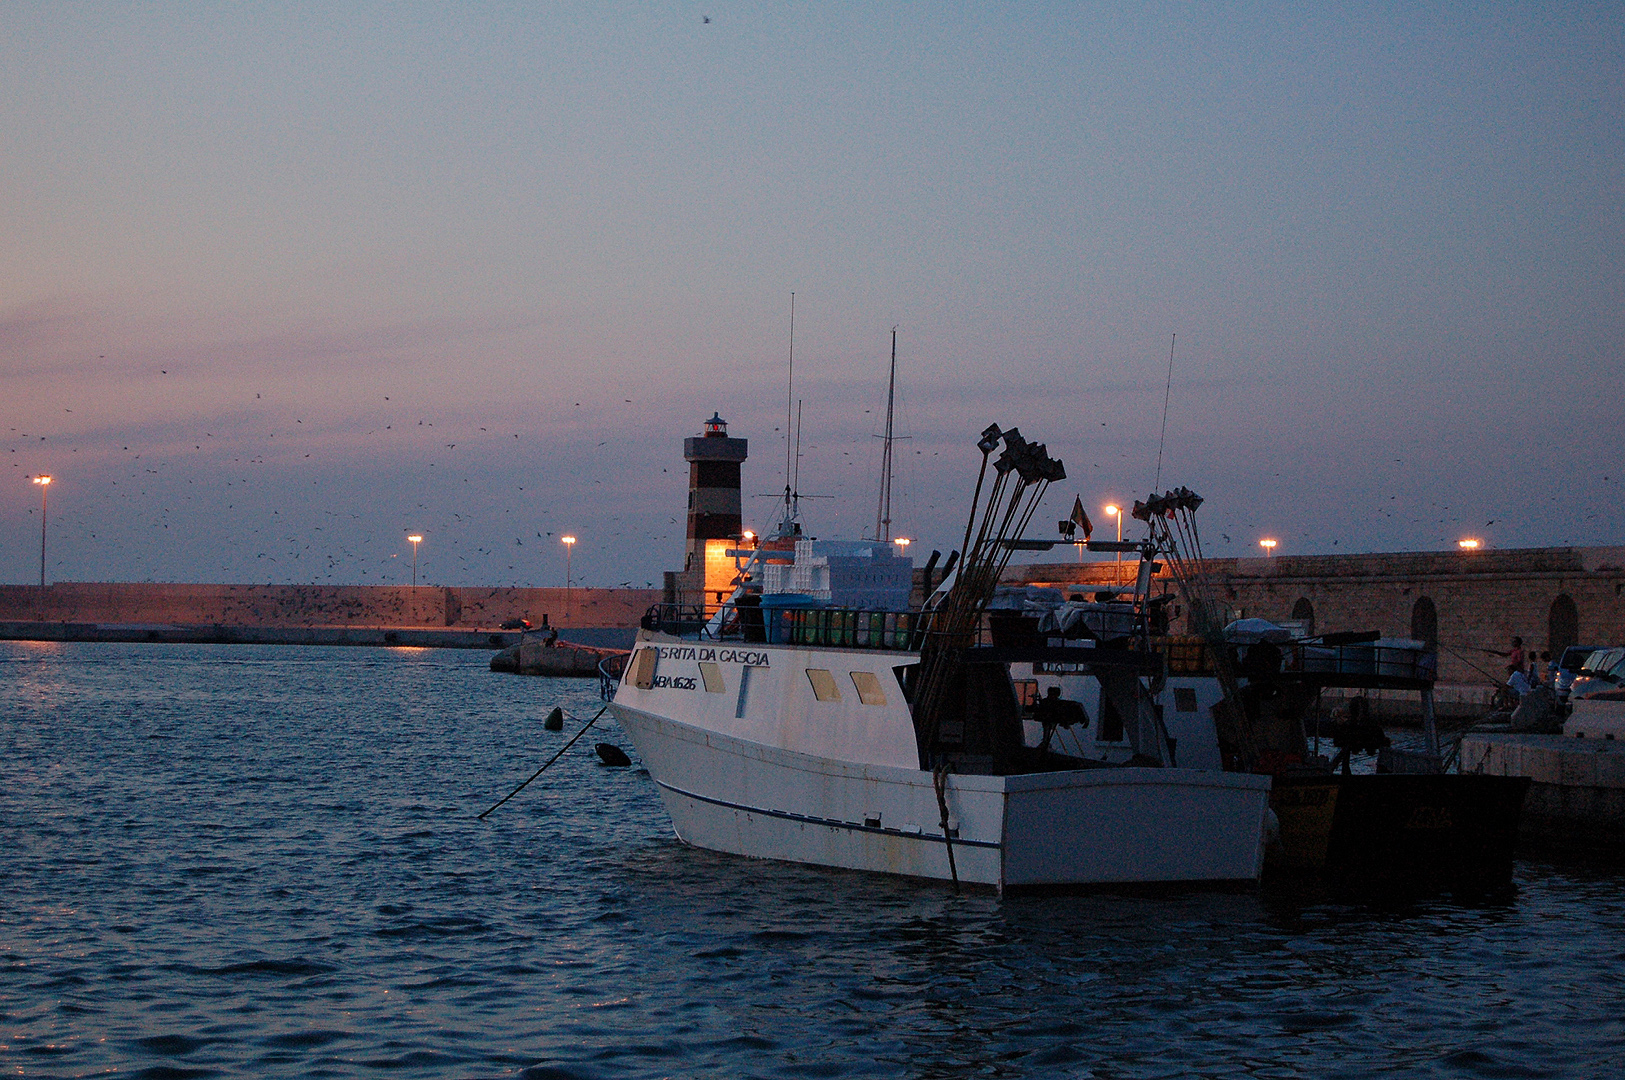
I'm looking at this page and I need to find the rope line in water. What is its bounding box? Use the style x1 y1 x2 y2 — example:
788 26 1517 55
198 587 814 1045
477 704 607 820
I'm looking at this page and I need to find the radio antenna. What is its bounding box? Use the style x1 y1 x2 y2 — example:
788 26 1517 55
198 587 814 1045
1153 333 1176 491
792 399 803 516
783 292 795 518
874 328 898 541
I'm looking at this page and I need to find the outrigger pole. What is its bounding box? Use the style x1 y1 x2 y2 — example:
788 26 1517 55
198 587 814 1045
911 424 1066 890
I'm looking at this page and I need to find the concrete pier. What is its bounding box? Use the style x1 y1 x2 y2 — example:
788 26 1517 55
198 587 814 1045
0 582 659 630
1461 709 1625 845
0 619 532 649
0 583 655 650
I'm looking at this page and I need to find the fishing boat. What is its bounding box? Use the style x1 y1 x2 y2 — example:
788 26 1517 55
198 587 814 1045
1011 612 1530 889
607 424 1273 891
1007 487 1529 892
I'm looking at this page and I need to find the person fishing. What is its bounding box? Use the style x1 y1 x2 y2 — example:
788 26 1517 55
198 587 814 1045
1498 635 1527 680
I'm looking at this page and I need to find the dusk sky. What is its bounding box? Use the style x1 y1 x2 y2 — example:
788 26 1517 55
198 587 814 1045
4 3 1621 590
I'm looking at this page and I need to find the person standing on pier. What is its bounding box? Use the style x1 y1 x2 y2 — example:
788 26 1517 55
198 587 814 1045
1499 636 1527 680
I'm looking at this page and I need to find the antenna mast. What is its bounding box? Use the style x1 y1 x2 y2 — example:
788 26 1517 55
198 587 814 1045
874 328 898 542
792 399 803 518
783 292 796 520
1153 332 1176 491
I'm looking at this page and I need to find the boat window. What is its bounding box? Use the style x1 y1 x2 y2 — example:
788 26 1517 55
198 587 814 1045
1173 687 1198 713
1098 686 1125 741
631 648 657 690
850 671 887 706
698 661 725 693
805 668 842 702
1012 679 1039 715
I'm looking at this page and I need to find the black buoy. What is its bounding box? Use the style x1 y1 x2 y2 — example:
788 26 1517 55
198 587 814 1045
544 707 565 731
595 742 631 767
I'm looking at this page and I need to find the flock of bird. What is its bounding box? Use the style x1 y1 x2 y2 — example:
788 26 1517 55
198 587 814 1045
9 360 1599 586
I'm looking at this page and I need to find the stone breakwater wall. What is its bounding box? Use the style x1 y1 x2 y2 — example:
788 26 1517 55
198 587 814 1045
1008 546 1625 688
0 582 661 630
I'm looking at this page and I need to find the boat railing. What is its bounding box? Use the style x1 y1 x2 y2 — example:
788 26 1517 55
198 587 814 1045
598 650 629 700
780 608 918 650
640 603 709 636
640 600 920 650
1278 640 1437 689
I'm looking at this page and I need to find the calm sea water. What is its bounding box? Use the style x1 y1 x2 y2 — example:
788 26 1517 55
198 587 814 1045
3 641 1623 1080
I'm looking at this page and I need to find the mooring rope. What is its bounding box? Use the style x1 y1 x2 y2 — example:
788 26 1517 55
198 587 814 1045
932 761 961 894
477 704 608 820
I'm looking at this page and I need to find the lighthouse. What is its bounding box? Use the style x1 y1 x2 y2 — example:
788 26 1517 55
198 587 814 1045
676 413 748 610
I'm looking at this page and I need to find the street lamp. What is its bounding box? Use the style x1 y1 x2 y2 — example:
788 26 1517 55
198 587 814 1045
893 537 911 552
561 535 577 623
1260 538 1278 557
32 476 51 587
1458 538 1481 551
1103 504 1122 582
406 534 423 587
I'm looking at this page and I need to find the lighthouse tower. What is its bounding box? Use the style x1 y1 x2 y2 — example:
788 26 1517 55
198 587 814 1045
677 413 748 609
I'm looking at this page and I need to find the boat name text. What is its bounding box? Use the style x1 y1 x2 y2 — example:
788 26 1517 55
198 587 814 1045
655 645 770 667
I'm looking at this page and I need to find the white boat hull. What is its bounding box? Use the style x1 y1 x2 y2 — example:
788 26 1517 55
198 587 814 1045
611 700 1272 889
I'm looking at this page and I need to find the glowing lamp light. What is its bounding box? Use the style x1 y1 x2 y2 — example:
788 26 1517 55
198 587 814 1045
32 475 52 587
1259 538 1278 555
742 530 755 543
406 534 424 587
893 537 911 550
1101 504 1126 579
561 536 578 621
1458 539 1481 550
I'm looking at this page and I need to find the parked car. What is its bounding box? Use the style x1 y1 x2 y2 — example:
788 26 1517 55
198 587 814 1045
1555 644 1607 700
1568 646 1625 701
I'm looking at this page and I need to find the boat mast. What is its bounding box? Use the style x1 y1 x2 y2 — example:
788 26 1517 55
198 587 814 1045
873 328 898 542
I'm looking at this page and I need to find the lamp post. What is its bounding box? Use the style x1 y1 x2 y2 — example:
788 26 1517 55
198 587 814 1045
893 537 911 553
1458 539 1481 551
407 534 423 587
1260 538 1278 557
32 475 51 587
1103 504 1122 583
561 535 576 624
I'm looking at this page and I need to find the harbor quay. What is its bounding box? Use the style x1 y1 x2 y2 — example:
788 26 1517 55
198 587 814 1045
1010 544 1625 719
3 546 1620 674
0 582 657 650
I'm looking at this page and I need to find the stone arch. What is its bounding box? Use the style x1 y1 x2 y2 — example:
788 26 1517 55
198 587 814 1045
1291 597 1315 636
1410 596 1438 648
1548 594 1579 655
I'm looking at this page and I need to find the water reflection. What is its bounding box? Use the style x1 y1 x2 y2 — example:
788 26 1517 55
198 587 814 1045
2 642 1622 1079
